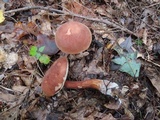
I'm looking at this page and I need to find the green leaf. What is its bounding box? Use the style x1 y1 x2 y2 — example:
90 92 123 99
112 52 141 77
135 39 143 46
39 54 50 64
35 53 41 59
38 46 45 53
29 46 38 56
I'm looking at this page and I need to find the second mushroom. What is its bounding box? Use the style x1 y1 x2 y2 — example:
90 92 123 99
41 57 119 97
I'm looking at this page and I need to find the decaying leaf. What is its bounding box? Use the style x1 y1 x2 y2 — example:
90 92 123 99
36 34 59 55
145 67 160 94
0 46 7 63
0 21 14 33
124 108 134 120
0 92 17 102
101 113 117 120
104 99 121 110
4 52 18 69
12 85 28 93
41 20 52 36
119 36 134 53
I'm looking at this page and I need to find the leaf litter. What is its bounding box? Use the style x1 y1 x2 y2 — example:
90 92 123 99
0 0 160 120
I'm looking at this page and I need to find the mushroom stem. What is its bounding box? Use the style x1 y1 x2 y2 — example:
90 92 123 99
64 79 119 96
65 79 101 90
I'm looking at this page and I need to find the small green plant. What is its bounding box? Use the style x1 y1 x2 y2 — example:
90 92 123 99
29 46 50 64
135 39 143 46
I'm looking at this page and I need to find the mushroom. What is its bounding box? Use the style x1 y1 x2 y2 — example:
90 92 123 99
41 57 118 97
64 79 119 96
41 57 68 97
55 21 92 54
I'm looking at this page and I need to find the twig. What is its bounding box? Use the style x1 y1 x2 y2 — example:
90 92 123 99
0 85 14 92
144 2 160 9
145 59 160 68
4 6 138 37
4 6 65 14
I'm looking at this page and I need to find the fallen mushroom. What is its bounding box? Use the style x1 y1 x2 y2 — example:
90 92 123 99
64 79 119 97
55 21 92 54
41 56 119 97
41 57 68 97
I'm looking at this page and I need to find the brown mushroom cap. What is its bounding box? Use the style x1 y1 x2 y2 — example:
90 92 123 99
41 57 68 97
55 21 92 54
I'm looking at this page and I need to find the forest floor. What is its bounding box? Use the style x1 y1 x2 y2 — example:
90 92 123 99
0 0 160 120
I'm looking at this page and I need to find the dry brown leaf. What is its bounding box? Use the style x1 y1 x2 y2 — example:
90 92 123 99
101 113 117 120
0 46 7 63
95 5 114 19
124 108 134 120
69 52 89 60
0 0 5 11
0 21 14 33
4 52 18 69
104 99 121 110
83 48 107 76
32 108 49 120
21 76 33 86
144 105 155 120
12 85 28 93
142 28 147 45
41 20 52 36
70 106 95 120
62 0 96 25
145 67 160 94
62 0 95 17
0 92 17 102
136 99 146 108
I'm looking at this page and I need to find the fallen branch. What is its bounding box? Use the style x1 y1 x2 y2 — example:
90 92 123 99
4 6 138 37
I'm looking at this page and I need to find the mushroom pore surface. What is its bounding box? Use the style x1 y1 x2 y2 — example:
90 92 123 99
55 21 92 54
